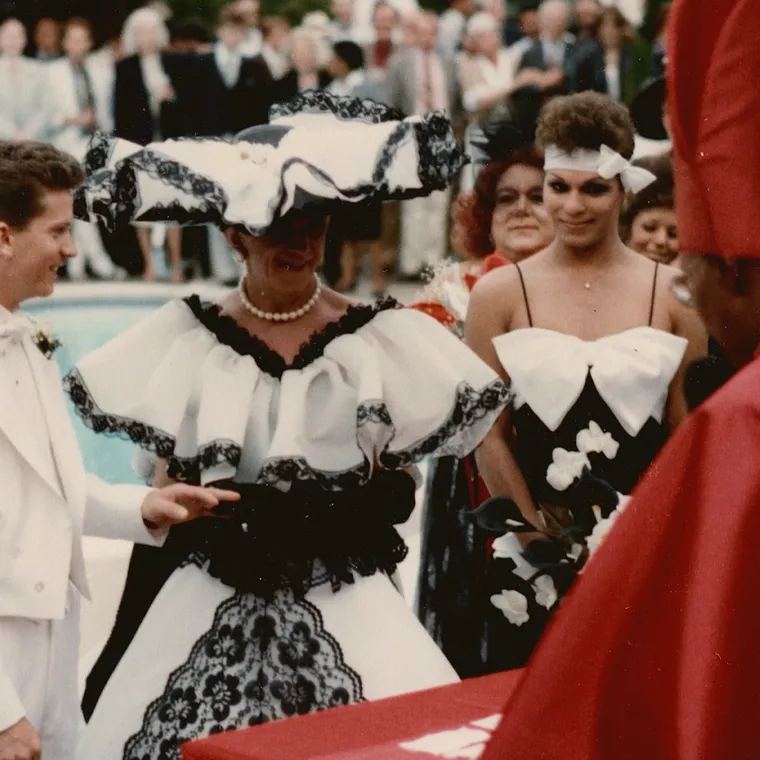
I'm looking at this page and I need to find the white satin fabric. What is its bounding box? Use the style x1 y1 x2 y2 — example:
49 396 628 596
493 327 688 437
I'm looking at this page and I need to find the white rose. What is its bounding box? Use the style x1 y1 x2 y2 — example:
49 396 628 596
490 590 530 626
532 575 558 610
576 420 620 460
546 448 590 491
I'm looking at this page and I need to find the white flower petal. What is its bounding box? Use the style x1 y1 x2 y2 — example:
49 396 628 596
532 575 558 610
490 590 530 626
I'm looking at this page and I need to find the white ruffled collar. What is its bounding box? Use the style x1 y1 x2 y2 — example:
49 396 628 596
493 326 687 437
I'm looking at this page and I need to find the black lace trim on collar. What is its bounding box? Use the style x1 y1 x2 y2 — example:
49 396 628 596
182 294 401 378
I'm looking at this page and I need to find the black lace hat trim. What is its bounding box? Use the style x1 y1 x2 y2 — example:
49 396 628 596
270 90 406 124
182 294 401 378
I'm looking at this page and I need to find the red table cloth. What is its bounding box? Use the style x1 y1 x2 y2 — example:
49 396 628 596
182 670 522 760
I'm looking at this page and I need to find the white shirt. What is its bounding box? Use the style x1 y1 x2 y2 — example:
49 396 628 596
328 68 367 97
239 28 263 56
415 49 447 114
260 43 288 80
139 53 170 118
605 61 621 101
214 42 242 88
462 48 516 113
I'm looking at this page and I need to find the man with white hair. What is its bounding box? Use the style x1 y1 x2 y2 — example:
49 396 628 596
517 0 576 95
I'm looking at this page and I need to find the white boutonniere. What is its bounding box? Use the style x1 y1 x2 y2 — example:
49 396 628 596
32 319 62 359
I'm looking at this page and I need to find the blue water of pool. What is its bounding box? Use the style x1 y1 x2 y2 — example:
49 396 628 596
25 300 163 485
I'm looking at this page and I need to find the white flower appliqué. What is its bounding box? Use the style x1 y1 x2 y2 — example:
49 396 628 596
545 448 590 491
586 494 630 558
576 420 620 459
532 575 558 610
490 590 530 626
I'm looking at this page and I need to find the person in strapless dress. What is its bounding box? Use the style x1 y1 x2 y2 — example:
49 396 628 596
465 91 706 671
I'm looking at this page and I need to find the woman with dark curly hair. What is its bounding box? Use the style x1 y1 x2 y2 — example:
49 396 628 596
466 91 706 670
620 153 678 265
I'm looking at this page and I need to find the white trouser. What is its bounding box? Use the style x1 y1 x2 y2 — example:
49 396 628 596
68 220 115 279
399 190 451 276
0 587 80 760
208 225 244 282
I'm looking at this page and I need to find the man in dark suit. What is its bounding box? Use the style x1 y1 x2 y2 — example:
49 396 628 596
195 6 275 283
517 0 577 96
197 6 275 139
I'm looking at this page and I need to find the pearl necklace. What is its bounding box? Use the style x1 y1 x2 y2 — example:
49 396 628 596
238 276 321 322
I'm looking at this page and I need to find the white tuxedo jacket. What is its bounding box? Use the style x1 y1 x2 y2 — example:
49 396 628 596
0 325 159 728
46 58 106 161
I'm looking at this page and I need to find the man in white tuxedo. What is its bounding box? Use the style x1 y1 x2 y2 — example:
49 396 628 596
0 142 239 760
47 18 118 281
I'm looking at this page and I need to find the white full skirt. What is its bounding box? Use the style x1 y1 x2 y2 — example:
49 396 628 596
79 563 458 760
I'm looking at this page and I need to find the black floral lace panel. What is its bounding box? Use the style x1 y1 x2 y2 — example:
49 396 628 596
270 90 406 124
122 589 364 760
183 294 401 379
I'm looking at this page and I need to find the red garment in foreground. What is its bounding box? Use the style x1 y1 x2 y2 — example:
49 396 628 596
182 671 522 760
482 355 760 760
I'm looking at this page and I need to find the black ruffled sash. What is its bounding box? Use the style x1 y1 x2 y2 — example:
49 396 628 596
170 470 417 598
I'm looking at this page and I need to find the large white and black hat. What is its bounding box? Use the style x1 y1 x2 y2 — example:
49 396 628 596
73 91 467 235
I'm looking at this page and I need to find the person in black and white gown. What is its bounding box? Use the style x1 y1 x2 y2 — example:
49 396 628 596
466 92 706 672
71 92 508 759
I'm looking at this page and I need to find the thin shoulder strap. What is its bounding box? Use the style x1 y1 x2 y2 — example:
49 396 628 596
648 262 659 327
515 264 534 327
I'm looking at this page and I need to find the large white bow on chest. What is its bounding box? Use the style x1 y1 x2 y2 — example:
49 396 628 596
493 327 688 437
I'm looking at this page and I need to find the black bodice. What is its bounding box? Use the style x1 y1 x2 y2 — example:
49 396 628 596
513 374 668 506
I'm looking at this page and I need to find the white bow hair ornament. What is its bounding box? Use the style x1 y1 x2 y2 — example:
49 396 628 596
544 144 657 194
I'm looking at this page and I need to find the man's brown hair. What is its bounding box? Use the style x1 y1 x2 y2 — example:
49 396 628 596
0 141 84 229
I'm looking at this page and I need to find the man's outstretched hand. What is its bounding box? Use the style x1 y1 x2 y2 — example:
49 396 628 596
141 484 240 530
0 718 41 760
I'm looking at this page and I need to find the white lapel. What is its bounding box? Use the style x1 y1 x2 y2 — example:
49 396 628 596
0 340 62 497
22 336 86 508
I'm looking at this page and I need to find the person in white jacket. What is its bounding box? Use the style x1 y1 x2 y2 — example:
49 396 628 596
0 141 239 760
47 18 119 280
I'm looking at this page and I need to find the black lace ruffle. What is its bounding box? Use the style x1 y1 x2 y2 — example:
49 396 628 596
122 588 364 760
183 294 400 378
270 90 405 124
63 368 242 479
166 469 416 598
